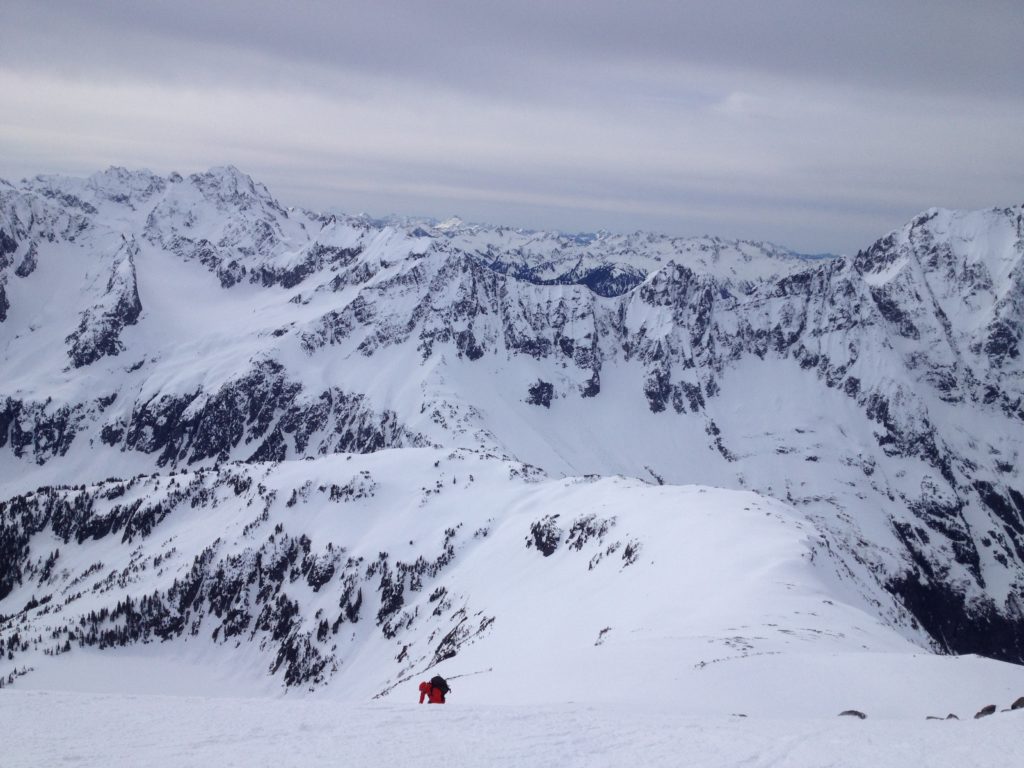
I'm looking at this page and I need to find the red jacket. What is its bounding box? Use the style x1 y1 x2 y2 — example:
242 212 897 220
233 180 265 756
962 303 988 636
418 681 446 704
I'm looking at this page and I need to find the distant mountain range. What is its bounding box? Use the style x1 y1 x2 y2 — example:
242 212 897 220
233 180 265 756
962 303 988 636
1 166 1021 697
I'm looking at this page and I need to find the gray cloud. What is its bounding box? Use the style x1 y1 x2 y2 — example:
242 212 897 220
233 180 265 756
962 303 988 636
1 1 1022 253
6 1 1022 97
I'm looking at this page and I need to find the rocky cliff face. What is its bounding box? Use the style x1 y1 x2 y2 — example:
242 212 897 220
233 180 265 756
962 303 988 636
0 167 1022 689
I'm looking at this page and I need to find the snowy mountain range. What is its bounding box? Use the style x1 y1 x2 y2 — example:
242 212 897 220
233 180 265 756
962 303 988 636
1 166 1022 703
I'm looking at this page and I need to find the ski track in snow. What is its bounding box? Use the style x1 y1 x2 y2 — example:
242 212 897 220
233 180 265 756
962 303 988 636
5 689 1023 768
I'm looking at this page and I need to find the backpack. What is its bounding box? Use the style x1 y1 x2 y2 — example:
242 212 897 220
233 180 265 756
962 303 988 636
430 675 450 696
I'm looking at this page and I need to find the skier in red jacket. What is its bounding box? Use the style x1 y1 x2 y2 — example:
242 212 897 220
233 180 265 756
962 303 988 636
418 679 447 704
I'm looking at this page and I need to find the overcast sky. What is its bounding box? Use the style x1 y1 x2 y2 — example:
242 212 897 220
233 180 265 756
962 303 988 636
2 1 1022 253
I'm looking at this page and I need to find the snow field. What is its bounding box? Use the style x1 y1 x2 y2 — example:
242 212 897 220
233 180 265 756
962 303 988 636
4 689 1024 768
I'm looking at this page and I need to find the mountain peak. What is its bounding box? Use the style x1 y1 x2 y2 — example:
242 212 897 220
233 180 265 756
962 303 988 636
190 164 255 193
435 216 465 231
184 165 285 215
86 166 167 203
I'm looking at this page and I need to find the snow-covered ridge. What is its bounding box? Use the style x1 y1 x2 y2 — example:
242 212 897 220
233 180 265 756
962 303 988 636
10 165 821 295
0 449 949 699
1 166 1023 700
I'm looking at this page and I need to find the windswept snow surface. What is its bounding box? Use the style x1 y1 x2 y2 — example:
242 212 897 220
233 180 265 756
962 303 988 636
5 690 1024 768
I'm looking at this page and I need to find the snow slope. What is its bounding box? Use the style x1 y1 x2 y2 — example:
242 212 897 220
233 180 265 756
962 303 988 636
0 449 931 701
4 450 1024 765
5 691 1024 768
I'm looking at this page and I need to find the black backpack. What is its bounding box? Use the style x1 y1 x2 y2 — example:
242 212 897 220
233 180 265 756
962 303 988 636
430 675 450 696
